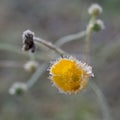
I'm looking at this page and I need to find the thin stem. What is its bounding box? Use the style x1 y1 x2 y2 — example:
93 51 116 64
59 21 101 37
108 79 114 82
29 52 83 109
84 15 96 63
55 31 86 47
34 37 65 57
85 28 93 62
26 64 48 89
89 81 112 120
84 15 111 120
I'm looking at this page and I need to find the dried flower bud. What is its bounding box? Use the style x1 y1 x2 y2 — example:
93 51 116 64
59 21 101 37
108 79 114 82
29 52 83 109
88 4 102 16
24 61 39 73
22 30 35 53
93 19 105 31
9 82 27 96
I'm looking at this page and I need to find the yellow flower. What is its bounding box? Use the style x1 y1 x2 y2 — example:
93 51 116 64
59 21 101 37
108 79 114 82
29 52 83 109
49 57 94 94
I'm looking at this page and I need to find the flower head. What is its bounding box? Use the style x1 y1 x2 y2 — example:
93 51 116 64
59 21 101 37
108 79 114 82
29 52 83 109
88 4 102 16
9 82 27 96
93 19 105 31
24 61 39 73
49 57 94 94
88 19 105 32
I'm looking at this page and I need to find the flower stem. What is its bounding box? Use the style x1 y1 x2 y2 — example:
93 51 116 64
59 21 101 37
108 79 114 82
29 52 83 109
89 81 112 120
34 37 65 57
55 31 86 47
84 15 96 63
84 15 112 120
26 64 48 89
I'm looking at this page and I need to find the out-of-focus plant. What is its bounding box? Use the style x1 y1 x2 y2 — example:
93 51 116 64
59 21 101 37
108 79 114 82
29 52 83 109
0 3 112 120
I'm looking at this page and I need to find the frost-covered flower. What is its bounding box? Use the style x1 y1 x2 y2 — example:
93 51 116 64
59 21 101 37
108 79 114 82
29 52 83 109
24 61 39 73
88 4 102 16
49 56 94 94
9 82 27 95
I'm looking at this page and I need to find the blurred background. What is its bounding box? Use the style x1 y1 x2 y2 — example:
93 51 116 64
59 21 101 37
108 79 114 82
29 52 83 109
0 0 120 120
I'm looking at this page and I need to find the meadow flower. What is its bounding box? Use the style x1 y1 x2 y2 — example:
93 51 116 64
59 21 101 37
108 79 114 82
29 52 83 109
49 56 94 94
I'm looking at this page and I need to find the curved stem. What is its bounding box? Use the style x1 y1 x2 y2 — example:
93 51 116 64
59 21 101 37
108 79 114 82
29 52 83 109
84 15 111 120
89 81 112 120
34 37 65 57
55 31 86 47
84 28 93 62
84 15 96 63
26 64 48 89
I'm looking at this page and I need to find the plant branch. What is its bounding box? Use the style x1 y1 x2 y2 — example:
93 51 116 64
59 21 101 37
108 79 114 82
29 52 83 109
55 31 86 46
34 37 65 57
84 15 96 63
26 63 48 89
89 81 112 120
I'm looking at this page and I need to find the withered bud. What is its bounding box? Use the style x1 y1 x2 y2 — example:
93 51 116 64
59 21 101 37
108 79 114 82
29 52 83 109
22 30 35 53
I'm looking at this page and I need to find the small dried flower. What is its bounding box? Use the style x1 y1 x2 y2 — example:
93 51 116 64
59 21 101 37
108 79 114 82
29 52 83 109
49 56 94 94
24 61 39 73
93 19 105 31
88 4 102 16
9 82 27 95
22 30 35 53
